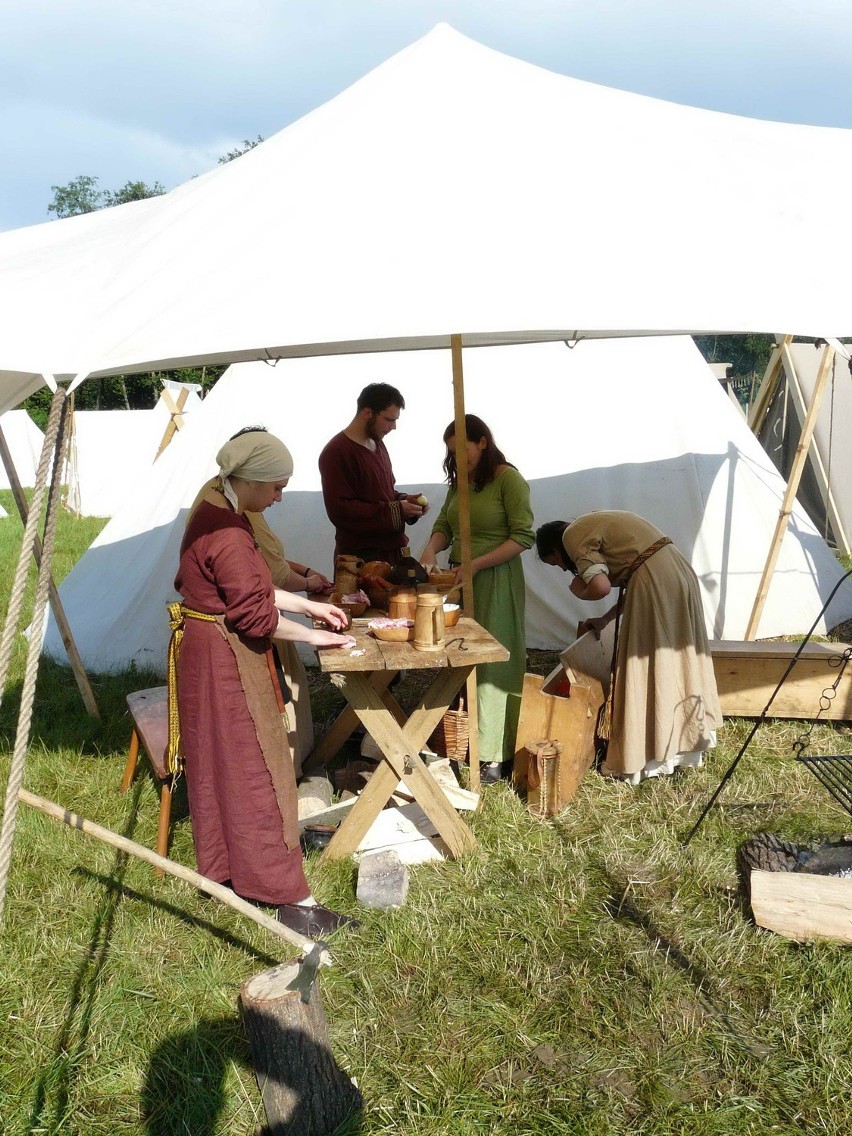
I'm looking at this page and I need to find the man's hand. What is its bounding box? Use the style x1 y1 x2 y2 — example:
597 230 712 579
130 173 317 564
401 499 424 520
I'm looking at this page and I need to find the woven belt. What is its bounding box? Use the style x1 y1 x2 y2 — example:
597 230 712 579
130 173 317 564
166 601 218 777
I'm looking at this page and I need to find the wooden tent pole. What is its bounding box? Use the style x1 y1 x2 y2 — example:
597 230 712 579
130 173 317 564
17 788 324 957
0 423 100 719
779 341 851 557
451 334 480 786
154 385 190 460
745 343 834 639
747 334 792 433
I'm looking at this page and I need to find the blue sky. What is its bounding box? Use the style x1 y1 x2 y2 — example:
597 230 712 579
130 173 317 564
2 0 851 232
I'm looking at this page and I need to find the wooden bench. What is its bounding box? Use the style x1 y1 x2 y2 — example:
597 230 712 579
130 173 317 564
120 686 174 873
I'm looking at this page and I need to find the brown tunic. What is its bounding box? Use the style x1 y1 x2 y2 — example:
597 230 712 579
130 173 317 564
174 500 309 905
563 510 722 777
318 430 407 561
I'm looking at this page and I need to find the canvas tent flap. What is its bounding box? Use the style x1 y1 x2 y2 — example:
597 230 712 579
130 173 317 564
2 24 852 404
0 410 45 490
42 337 852 674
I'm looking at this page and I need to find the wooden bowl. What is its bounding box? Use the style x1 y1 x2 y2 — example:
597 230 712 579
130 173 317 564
429 569 457 590
368 619 414 642
442 603 461 628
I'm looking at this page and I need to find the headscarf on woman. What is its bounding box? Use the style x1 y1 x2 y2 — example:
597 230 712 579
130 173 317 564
216 431 294 483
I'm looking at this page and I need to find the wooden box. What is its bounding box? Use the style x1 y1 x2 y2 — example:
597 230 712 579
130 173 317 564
710 639 852 721
513 664 604 815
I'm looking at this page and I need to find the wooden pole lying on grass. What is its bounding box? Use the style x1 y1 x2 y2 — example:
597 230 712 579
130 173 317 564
240 960 363 1135
17 788 328 961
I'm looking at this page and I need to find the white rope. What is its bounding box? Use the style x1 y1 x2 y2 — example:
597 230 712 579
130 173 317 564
0 388 69 926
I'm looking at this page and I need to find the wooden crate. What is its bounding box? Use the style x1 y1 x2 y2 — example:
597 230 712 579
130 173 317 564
513 664 604 814
710 639 852 720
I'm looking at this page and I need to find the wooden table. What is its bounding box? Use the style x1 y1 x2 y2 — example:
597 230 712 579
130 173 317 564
307 616 508 861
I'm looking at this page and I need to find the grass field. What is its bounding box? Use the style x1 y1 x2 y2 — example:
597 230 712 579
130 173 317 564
2 491 852 1135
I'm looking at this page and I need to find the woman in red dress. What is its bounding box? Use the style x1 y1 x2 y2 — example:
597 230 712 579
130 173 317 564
175 428 357 938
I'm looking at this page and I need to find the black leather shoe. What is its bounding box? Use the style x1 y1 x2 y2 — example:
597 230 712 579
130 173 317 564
277 902 361 939
479 761 511 785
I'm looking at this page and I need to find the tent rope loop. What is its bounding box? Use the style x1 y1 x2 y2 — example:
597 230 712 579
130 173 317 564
0 387 70 927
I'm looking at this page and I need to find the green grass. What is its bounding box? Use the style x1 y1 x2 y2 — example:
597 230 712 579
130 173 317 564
2 488 852 1134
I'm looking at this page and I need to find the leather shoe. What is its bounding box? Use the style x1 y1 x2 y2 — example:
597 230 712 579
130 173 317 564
479 761 511 785
277 902 361 939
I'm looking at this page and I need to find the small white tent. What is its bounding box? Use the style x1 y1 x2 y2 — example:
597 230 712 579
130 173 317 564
63 380 203 517
0 409 45 491
43 337 852 674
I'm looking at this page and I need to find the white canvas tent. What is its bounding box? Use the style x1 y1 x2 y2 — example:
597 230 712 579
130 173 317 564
1 24 852 412
63 380 203 517
752 342 852 555
43 337 852 674
0 410 45 490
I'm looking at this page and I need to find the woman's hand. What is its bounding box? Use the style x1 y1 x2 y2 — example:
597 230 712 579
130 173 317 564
578 616 609 640
310 628 356 649
307 600 349 630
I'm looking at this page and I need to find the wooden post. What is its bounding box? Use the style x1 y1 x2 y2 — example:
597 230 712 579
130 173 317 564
745 343 834 639
0 424 100 719
451 334 480 784
154 386 190 460
239 959 363 1135
777 341 850 556
747 334 792 433
17 788 322 955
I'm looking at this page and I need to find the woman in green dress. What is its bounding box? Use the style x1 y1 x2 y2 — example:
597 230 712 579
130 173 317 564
420 415 535 783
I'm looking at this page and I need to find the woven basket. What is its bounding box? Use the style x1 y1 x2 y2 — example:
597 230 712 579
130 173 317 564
429 697 470 762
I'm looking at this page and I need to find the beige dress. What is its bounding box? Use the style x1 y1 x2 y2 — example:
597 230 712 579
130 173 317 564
189 478 314 777
563 511 722 779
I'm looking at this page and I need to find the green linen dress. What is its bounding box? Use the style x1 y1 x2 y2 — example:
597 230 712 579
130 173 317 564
430 467 535 765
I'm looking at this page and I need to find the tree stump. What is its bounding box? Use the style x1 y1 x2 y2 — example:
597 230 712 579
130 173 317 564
239 957 362 1135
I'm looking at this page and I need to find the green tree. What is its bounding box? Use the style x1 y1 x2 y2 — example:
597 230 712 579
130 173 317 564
47 174 103 218
218 135 264 164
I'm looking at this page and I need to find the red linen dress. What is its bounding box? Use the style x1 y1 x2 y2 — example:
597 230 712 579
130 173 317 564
174 500 309 905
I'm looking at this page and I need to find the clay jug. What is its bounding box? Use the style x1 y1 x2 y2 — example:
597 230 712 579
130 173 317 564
413 592 445 653
334 554 364 596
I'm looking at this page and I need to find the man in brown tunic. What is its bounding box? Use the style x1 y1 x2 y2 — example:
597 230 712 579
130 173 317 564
318 382 428 563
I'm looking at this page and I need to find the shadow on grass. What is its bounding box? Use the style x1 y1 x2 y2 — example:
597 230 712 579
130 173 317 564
141 1015 364 1136
599 864 771 1063
25 779 145 1135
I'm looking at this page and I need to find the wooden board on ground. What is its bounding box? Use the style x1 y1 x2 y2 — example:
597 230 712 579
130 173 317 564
711 639 852 720
750 869 852 943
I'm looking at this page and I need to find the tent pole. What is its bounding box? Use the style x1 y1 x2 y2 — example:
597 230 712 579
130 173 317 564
0 424 100 719
747 334 792 433
779 342 851 557
154 385 190 460
451 334 480 787
745 343 834 639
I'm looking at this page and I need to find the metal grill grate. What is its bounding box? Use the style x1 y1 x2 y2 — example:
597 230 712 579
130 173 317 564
796 753 852 817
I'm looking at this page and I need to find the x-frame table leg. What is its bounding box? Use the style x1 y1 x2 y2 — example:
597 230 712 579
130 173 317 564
320 666 477 861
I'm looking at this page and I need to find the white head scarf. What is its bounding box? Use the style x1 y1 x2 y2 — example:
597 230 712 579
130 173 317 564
216 430 294 482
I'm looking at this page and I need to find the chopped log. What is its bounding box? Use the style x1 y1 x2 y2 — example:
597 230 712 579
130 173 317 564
239 955 362 1135
297 775 334 821
749 870 852 944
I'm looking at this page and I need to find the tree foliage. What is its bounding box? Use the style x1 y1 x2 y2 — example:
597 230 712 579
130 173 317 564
218 135 264 164
47 175 165 218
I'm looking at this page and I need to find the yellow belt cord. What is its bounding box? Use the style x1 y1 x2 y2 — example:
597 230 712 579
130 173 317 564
166 601 218 777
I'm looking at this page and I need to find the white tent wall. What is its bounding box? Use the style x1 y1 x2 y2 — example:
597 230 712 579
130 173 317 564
64 381 203 517
0 409 45 489
755 343 852 551
43 337 852 675
2 25 852 410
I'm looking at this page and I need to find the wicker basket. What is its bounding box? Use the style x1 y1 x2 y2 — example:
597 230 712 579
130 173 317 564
429 697 470 762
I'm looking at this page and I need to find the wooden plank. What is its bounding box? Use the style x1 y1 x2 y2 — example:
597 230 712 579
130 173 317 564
750 870 852 943
711 650 852 719
745 344 834 639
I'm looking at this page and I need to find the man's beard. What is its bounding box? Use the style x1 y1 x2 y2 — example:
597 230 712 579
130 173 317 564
366 416 384 443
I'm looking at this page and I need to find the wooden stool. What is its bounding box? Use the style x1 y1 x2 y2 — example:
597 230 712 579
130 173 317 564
120 686 173 874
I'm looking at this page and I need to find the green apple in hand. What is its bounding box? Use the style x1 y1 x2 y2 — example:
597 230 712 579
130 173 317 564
415 494 428 508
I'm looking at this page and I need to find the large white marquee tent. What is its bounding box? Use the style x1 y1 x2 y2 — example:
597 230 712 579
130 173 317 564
1 23 852 418
43 337 852 674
